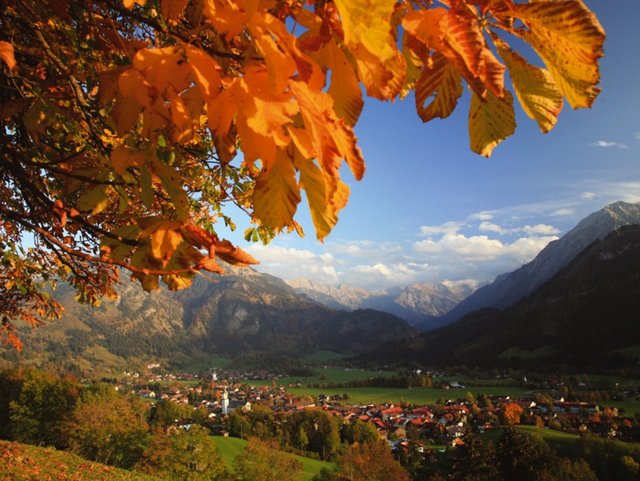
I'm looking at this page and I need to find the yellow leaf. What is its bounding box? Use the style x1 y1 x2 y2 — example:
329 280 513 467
495 37 563 133
0 41 17 71
508 0 605 108
469 90 515 157
146 220 184 265
333 0 405 99
252 149 301 232
334 0 397 63
415 53 463 122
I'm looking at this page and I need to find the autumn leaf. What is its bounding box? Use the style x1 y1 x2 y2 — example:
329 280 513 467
76 185 111 215
252 149 301 232
469 90 515 157
295 152 349 241
0 41 17 71
507 0 605 109
161 0 189 23
321 40 364 126
333 0 405 99
184 46 221 100
494 37 563 133
110 145 145 175
143 220 184 266
123 0 146 8
415 53 463 122
213 239 258 266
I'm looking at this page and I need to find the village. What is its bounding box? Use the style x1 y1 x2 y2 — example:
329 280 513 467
123 366 640 449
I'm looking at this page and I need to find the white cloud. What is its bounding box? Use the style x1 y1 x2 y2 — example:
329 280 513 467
521 224 561 236
581 191 597 200
247 244 340 285
550 208 575 217
470 211 495 221
634 132 640 141
419 221 463 236
590 140 628 149
478 221 509 234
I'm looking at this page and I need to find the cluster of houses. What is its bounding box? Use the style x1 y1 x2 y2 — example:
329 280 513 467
127 368 640 445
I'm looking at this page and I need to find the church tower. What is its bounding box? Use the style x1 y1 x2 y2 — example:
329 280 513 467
222 386 229 415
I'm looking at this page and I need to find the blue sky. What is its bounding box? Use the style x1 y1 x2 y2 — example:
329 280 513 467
228 1 640 290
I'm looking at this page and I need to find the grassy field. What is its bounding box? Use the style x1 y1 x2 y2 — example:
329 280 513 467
286 385 530 406
212 436 333 481
0 440 163 481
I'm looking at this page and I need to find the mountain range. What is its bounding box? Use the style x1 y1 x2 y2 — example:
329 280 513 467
2 267 414 373
286 278 478 326
358 224 640 371
289 201 640 331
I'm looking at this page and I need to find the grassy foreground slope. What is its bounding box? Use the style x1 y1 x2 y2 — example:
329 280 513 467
0 440 163 481
213 436 333 481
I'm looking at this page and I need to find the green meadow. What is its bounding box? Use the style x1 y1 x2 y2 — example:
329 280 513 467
287 385 530 406
212 436 333 481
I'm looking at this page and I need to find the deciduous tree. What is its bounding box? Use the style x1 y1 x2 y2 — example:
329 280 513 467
0 0 605 348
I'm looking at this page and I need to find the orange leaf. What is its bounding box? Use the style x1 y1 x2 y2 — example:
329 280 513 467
185 46 221 100
145 220 184 266
415 53 463 122
294 151 349 241
161 0 188 23
320 40 363 126
0 41 17 71
213 239 258 266
110 145 145 175
123 0 146 9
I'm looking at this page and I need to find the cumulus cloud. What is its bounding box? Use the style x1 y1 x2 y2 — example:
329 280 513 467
478 221 509 234
521 224 561 236
581 191 597 200
247 244 340 285
590 140 628 149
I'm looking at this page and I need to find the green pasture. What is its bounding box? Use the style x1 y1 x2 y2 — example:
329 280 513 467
212 436 333 481
286 385 530 406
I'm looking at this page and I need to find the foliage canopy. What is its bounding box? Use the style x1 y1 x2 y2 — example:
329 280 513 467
0 0 604 349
